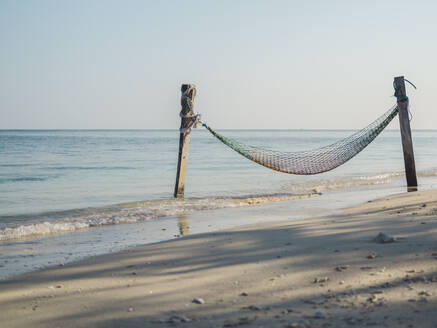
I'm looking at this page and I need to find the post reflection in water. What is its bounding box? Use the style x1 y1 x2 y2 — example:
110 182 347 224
178 216 190 236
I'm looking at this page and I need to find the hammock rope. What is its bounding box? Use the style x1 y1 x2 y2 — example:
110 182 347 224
200 105 399 175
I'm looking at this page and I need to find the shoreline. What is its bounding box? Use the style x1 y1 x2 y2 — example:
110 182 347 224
0 183 410 281
1 189 437 327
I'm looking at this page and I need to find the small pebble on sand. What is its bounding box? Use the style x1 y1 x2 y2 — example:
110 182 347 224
314 277 329 283
374 232 395 243
192 298 205 304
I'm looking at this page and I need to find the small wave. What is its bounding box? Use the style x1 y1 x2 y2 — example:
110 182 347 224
50 166 135 171
417 170 437 177
0 177 48 183
0 193 317 241
0 164 35 168
0 221 90 241
282 172 405 194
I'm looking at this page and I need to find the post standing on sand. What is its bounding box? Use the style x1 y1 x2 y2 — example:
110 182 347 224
174 84 198 198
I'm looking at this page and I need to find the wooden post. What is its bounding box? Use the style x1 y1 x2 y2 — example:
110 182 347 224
174 84 197 198
394 76 418 191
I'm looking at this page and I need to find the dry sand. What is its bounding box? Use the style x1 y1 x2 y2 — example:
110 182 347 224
1 190 437 328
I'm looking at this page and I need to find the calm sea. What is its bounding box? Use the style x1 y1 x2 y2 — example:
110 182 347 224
1 128 437 278
1 128 437 238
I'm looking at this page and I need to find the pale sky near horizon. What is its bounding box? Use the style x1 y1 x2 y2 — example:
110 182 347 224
1 0 436 129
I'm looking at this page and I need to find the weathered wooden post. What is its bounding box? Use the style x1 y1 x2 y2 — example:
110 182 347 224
174 84 197 198
393 76 418 191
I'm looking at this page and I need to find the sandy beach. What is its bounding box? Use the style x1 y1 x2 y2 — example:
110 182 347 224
1 190 437 328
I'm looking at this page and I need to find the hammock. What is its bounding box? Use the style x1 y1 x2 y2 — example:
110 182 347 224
200 105 398 175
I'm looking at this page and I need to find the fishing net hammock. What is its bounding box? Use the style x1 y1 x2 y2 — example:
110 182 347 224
197 105 399 175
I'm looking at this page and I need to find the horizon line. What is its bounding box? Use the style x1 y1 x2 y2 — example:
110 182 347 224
1 128 437 132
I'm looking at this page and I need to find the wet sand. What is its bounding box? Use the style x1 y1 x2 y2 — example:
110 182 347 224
1 190 437 328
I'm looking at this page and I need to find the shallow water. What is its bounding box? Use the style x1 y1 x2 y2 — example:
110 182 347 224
0 181 417 280
1 128 437 279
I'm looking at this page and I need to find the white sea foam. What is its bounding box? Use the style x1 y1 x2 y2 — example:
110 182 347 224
1 169 436 242
0 193 316 241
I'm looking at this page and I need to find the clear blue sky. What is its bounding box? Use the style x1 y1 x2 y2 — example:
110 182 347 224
1 0 436 129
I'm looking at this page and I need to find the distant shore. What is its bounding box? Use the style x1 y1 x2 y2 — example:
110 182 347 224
1 190 437 328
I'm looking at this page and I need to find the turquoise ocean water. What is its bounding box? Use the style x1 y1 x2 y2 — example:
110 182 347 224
1 128 437 278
